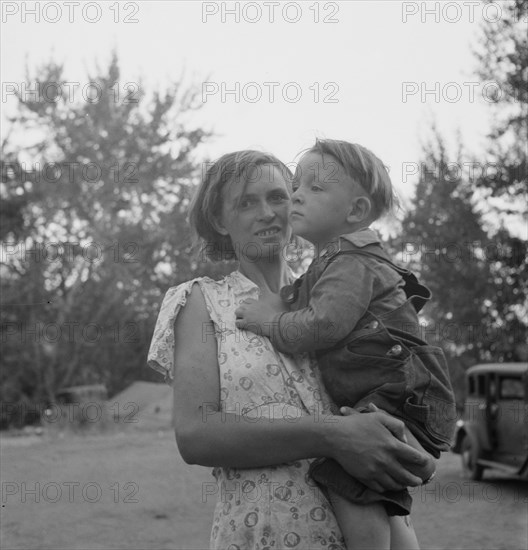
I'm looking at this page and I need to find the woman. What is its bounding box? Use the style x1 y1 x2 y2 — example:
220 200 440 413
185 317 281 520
148 151 431 549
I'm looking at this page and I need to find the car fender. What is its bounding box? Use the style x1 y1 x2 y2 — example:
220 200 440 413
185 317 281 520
452 426 465 453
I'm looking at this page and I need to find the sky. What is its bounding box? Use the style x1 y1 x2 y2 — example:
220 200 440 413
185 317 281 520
1 1 502 202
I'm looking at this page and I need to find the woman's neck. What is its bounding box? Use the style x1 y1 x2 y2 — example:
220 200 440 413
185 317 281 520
238 257 290 294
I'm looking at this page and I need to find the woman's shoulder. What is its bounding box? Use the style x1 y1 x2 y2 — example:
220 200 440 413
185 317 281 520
159 271 245 327
163 274 230 301
165 274 218 293
164 270 254 301
148 272 240 383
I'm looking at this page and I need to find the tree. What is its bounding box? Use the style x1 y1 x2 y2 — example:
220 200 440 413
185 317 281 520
395 0 528 403
474 0 527 200
0 54 226 426
473 0 528 361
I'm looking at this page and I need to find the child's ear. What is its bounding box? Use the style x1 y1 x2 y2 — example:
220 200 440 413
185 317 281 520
347 197 372 224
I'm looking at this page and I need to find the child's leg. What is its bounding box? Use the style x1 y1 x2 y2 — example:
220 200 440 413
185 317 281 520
328 489 390 550
386 427 426 550
389 515 420 550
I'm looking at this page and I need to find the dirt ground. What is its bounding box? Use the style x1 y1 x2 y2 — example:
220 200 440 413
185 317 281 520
1 427 527 550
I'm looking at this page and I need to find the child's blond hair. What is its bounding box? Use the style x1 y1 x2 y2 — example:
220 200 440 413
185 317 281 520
309 138 397 220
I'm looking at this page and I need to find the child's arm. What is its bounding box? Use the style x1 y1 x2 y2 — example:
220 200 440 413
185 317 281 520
236 254 377 354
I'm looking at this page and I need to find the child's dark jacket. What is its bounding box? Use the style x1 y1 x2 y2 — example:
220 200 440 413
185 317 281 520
270 229 456 457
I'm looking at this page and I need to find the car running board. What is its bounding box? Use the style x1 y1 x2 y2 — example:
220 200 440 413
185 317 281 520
477 459 525 476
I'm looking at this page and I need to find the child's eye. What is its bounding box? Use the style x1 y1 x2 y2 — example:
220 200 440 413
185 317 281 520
311 185 323 192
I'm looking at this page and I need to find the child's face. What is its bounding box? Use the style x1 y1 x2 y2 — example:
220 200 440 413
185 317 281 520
290 152 363 246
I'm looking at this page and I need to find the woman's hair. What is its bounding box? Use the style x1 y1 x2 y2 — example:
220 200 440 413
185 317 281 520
308 138 399 220
189 150 292 262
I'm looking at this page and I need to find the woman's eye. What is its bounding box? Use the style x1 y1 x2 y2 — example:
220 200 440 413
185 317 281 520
239 197 257 208
271 194 287 202
311 185 323 192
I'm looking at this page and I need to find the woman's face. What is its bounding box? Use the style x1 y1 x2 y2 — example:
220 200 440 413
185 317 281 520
218 164 292 262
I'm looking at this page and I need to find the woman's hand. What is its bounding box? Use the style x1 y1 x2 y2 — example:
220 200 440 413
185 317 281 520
327 409 434 493
341 403 407 443
340 404 436 484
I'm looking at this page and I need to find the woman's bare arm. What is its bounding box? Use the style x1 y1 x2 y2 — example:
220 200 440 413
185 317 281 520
173 284 433 493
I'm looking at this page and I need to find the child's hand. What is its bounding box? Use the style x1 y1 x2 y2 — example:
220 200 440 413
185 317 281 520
235 291 287 336
260 287 290 314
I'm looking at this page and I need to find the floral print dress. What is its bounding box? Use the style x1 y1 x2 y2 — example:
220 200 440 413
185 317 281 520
148 271 345 550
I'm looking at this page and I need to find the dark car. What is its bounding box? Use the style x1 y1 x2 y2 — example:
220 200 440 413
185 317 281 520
452 362 528 480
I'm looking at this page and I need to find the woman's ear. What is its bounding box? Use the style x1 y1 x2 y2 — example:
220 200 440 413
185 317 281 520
346 196 372 224
212 216 229 236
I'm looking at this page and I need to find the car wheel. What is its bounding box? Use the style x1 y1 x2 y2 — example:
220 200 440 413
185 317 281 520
461 434 484 480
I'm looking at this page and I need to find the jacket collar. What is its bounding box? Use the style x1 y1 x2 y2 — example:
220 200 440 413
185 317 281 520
339 228 381 248
317 228 381 260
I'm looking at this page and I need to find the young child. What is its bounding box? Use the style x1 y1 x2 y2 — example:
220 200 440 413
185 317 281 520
235 139 456 549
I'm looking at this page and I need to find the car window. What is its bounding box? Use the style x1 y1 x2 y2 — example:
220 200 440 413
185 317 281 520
477 375 486 397
499 377 524 399
468 376 475 396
